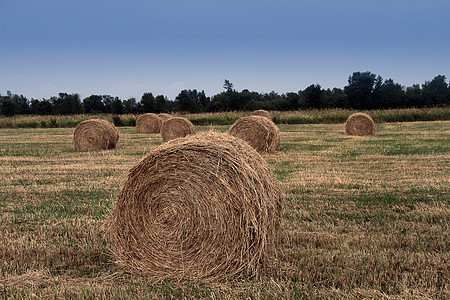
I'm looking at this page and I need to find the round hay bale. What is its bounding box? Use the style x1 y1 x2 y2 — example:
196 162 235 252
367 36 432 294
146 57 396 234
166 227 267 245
73 119 119 150
229 116 280 153
160 117 195 142
136 113 162 133
344 112 375 136
109 131 284 282
251 109 272 120
158 113 172 122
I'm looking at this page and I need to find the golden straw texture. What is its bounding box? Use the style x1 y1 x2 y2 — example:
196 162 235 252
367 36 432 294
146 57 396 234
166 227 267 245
136 113 162 133
251 109 272 120
158 113 172 122
73 119 119 150
109 131 284 282
344 112 375 136
160 117 195 142
229 116 280 153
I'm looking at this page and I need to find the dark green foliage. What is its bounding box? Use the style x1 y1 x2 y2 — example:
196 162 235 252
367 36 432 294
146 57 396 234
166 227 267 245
36 100 53 115
112 115 123 127
110 99 124 114
0 97 15 116
344 71 378 109
83 95 105 113
174 89 209 113
52 93 82 115
140 92 155 113
2 73 449 115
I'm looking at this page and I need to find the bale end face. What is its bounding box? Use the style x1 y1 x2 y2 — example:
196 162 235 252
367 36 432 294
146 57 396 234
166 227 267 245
73 119 119 150
160 117 195 142
344 112 375 136
229 116 280 153
158 113 172 122
136 113 162 133
251 109 272 120
109 131 284 282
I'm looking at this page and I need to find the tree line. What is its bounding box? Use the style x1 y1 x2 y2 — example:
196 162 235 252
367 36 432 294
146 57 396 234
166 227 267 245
1 72 449 116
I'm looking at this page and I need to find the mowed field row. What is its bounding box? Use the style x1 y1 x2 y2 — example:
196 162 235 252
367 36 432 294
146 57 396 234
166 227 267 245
0 121 449 299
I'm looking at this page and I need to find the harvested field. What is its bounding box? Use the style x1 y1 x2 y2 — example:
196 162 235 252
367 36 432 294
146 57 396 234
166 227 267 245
0 120 449 299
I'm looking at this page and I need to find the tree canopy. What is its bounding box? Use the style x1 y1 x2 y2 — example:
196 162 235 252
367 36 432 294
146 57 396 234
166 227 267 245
1 73 448 116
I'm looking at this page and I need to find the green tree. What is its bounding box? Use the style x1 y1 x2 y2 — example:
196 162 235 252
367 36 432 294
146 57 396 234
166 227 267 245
141 92 156 113
101 95 114 113
405 84 422 107
0 97 15 116
30 99 39 114
422 75 449 106
326 88 347 108
284 92 300 110
36 100 53 115
123 98 138 114
110 98 124 114
154 95 171 113
239 89 258 111
83 95 105 113
10 93 30 114
376 78 405 108
301 84 323 108
223 79 234 92
344 71 377 109
210 80 241 111
53 93 81 115
174 90 207 113
211 90 242 111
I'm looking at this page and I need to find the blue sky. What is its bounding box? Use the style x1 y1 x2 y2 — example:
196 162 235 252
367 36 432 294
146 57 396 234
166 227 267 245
1 0 449 100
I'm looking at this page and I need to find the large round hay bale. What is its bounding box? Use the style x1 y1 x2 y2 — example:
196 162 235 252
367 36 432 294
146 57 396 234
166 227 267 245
73 119 119 150
109 131 284 282
136 113 162 133
251 109 272 120
158 113 172 122
229 116 280 153
344 112 375 136
160 117 195 142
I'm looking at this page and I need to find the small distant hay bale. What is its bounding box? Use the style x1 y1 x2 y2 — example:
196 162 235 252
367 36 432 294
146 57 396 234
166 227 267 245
229 116 280 153
109 131 284 282
158 113 172 122
73 119 119 150
160 117 195 142
344 112 375 136
136 113 162 133
251 109 272 120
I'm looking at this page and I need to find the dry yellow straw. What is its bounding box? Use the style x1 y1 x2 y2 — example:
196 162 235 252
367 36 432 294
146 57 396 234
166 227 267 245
160 117 195 142
109 131 284 282
344 112 375 136
73 119 119 150
229 116 280 153
136 113 162 133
